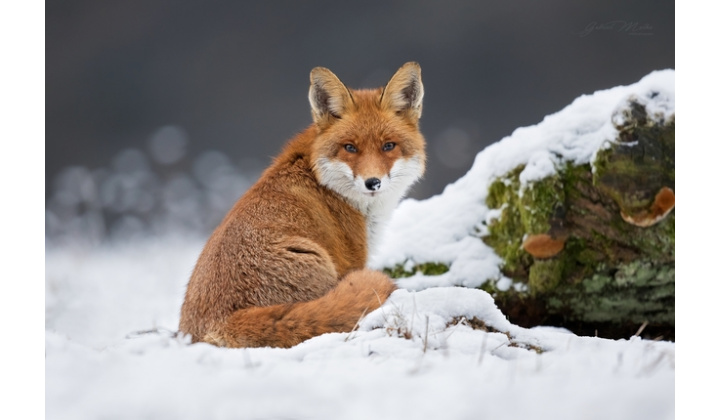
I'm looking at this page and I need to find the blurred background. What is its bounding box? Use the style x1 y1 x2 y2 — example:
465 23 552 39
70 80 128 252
45 0 674 245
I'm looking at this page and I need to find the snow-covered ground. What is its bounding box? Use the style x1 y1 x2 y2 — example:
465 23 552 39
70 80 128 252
45 237 674 420
45 71 676 420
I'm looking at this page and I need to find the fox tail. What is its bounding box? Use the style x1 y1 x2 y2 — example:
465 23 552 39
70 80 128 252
202 269 397 348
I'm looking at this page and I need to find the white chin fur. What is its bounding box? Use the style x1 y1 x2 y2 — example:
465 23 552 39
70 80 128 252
314 157 424 257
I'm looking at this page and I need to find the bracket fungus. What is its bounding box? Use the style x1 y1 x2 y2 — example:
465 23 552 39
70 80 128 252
522 233 567 259
621 187 675 227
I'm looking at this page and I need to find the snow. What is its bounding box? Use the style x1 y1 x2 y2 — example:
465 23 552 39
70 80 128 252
45 70 675 420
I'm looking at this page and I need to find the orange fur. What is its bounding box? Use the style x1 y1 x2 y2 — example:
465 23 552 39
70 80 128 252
178 63 426 348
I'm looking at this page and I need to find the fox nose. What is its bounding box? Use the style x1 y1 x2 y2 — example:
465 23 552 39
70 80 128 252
365 177 381 191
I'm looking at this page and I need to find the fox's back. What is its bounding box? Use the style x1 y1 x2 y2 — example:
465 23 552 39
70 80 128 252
179 130 368 338
211 128 370 276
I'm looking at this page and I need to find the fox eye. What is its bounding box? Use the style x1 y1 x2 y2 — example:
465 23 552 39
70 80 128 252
344 144 358 153
382 142 396 151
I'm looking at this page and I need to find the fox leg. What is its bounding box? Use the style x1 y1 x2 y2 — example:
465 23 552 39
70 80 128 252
204 269 397 348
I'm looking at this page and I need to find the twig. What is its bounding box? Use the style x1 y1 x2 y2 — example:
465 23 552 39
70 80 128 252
410 294 417 337
422 315 429 353
344 306 369 342
633 321 649 338
125 327 178 339
478 330 488 366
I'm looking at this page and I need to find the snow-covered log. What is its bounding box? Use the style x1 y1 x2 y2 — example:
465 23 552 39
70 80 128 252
373 70 675 339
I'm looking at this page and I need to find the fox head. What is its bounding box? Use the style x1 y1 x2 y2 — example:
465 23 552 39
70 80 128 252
308 62 427 214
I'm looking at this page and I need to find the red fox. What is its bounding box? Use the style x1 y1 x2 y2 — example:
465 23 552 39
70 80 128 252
179 62 426 348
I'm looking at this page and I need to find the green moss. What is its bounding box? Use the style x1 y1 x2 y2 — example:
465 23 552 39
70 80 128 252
478 280 500 295
417 262 451 276
518 173 564 235
528 259 564 293
484 164 568 279
575 248 604 266
546 259 675 324
383 261 450 279
486 166 524 210
593 112 675 218
484 167 530 277
383 264 413 279
628 213 675 260
580 271 614 294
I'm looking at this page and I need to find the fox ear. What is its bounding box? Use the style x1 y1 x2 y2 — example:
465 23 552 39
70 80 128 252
381 62 424 122
308 67 354 124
